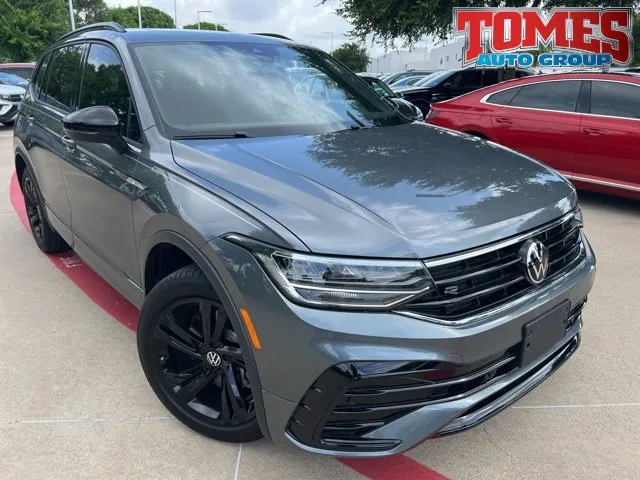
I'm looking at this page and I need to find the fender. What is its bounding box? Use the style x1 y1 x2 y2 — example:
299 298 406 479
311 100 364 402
142 230 271 440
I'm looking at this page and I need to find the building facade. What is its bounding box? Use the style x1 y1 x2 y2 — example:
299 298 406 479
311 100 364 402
368 38 465 73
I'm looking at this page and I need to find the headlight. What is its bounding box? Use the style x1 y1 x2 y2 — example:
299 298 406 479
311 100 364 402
0 94 10 100
574 206 583 227
226 235 434 309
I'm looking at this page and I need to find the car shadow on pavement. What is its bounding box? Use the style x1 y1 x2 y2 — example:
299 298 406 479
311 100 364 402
577 190 640 215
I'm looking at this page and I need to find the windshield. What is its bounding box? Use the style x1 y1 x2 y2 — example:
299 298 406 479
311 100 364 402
366 78 395 97
0 72 27 87
414 70 454 87
133 41 405 138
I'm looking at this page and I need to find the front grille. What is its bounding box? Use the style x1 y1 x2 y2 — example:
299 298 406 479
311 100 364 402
287 348 519 452
7 94 22 102
399 212 585 321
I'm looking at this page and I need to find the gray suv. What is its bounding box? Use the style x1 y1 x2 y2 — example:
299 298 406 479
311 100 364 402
14 23 595 456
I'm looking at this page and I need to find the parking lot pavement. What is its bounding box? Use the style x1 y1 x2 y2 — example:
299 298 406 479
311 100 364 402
1 124 639 479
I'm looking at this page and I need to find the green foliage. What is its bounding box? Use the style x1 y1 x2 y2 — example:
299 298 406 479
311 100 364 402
325 0 639 48
74 0 108 27
634 13 640 66
182 22 229 31
331 42 370 72
106 6 175 28
0 0 68 62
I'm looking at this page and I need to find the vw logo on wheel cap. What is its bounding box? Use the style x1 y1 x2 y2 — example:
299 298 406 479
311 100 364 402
519 239 550 285
206 351 222 367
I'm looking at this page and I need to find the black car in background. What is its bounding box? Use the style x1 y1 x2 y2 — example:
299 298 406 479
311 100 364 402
359 74 423 121
395 67 533 115
382 70 434 85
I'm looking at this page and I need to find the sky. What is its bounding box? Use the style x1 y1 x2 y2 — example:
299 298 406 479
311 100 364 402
104 0 383 54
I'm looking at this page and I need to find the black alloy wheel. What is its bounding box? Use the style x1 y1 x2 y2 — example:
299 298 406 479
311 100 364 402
20 166 68 253
138 265 262 442
23 175 44 244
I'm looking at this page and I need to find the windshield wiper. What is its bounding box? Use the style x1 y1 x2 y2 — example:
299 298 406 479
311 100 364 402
175 131 252 140
345 109 367 129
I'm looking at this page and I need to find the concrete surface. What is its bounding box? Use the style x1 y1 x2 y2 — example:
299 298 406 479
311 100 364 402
1 125 639 479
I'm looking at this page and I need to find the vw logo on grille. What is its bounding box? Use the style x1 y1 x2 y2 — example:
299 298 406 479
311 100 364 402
519 239 549 285
206 351 222 367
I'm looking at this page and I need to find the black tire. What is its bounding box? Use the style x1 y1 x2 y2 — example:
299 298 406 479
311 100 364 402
137 264 262 443
21 165 68 253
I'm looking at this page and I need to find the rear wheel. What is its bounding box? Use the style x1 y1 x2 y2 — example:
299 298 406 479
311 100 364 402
137 265 262 443
21 166 68 253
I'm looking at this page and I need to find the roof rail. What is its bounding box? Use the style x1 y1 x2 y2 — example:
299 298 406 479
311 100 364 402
251 33 293 41
57 22 126 43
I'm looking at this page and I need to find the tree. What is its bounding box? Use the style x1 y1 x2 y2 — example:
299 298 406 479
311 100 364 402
0 0 68 62
74 0 108 27
106 6 174 28
331 42 370 71
634 13 640 66
325 0 639 48
182 22 229 31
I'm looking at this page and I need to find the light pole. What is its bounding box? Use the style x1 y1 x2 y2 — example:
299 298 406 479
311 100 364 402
68 0 75 31
323 31 334 52
137 0 142 28
197 10 212 30
173 0 178 28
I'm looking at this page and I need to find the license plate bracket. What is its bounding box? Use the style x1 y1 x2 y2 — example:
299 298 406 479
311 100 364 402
520 302 571 367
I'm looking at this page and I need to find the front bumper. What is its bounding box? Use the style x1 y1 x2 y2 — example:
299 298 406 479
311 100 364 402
206 232 596 457
0 102 18 123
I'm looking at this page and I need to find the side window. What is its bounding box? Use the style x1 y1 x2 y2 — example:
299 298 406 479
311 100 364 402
481 69 499 86
486 87 521 105
458 70 483 87
510 81 581 112
79 43 141 141
33 53 51 96
590 81 640 119
40 44 85 112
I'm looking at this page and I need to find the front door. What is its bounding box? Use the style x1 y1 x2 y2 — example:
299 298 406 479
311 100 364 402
488 80 584 176
60 42 145 299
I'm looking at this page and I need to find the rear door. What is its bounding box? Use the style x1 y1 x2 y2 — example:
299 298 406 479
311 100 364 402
486 80 583 176
574 80 640 190
22 44 86 241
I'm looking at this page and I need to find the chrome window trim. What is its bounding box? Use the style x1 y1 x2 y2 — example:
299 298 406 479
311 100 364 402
480 77 640 122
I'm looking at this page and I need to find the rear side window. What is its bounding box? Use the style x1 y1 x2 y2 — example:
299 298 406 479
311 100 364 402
509 81 581 112
456 70 482 87
40 44 85 112
590 81 640 119
33 54 51 96
486 87 521 105
79 43 141 141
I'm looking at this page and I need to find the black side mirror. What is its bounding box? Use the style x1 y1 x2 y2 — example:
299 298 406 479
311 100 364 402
442 82 453 89
62 106 127 152
396 92 404 98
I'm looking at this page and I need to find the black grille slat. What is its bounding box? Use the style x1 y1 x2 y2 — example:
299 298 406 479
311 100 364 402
400 214 585 321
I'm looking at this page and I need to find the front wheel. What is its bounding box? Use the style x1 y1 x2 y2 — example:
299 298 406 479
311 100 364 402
137 265 262 443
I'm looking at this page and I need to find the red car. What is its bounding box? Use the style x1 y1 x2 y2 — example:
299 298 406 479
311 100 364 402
426 72 640 200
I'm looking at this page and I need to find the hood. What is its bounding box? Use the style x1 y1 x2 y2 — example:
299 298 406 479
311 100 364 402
172 123 577 258
394 85 433 94
0 85 25 95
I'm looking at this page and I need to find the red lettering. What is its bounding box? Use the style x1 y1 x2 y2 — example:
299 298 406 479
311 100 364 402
522 11 569 49
601 10 632 65
492 11 522 51
569 11 601 54
455 10 493 63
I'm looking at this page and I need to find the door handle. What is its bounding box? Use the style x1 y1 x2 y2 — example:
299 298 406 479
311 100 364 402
61 135 76 151
583 127 603 136
26 115 34 126
495 117 513 125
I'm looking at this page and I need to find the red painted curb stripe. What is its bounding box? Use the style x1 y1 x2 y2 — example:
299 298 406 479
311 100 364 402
10 172 450 480
10 173 138 331
339 456 449 480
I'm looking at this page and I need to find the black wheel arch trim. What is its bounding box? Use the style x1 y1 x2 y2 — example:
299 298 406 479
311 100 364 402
142 229 271 440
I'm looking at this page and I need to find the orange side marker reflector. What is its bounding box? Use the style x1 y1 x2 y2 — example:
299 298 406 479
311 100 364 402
240 308 262 350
